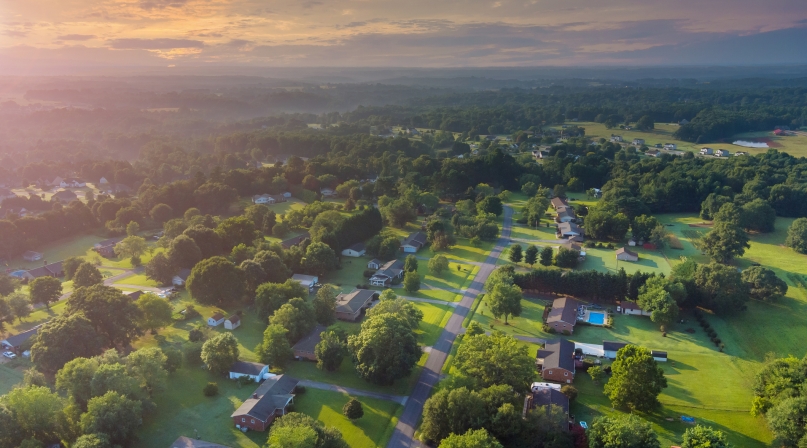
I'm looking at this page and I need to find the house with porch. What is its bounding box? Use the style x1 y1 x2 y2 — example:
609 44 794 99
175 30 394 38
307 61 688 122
368 260 404 287
556 222 583 240
231 374 299 432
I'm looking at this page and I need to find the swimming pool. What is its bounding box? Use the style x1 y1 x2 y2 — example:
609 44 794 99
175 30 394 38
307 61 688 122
588 311 606 325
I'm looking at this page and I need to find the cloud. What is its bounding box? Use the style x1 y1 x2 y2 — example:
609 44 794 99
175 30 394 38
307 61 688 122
4 30 28 37
301 1 323 9
57 34 96 41
108 38 205 50
139 0 189 10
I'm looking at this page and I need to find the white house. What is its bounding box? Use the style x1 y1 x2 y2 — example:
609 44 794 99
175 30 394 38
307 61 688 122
616 301 651 316
208 312 225 327
252 194 275 204
716 149 731 157
369 260 405 287
320 188 336 197
341 242 366 258
99 177 109 184
225 315 241 330
283 192 292 198
292 274 318 293
663 143 677 150
603 341 628 359
61 178 86 188
699 147 714 155
615 247 639 262
173 269 191 286
632 138 645 146
367 259 382 270
609 135 623 143
228 361 269 382
652 350 668 362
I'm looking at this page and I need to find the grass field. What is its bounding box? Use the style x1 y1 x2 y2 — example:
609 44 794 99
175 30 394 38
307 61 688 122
0 362 25 395
471 296 551 339
115 272 160 288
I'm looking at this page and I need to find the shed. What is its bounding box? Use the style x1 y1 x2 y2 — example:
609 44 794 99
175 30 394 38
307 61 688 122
652 350 668 362
615 247 639 262
225 315 241 330
173 268 192 286
603 341 629 359
208 312 225 327
341 242 366 258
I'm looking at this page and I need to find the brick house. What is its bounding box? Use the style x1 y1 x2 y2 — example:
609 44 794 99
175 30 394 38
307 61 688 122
536 340 576 383
231 374 299 432
546 297 581 334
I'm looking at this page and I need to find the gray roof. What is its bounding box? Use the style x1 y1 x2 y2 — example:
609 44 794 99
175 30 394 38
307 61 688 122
170 437 230 448
126 291 144 301
336 289 377 314
557 222 582 235
603 341 629 352
2 326 39 348
541 339 576 372
375 259 404 278
546 297 580 325
231 375 299 421
26 261 64 278
230 361 267 376
652 350 667 358
530 387 570 416
402 232 427 248
292 325 327 355
176 268 192 281
346 242 366 252
556 206 576 219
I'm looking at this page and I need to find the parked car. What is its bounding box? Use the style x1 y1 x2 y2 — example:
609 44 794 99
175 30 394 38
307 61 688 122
2 351 16 359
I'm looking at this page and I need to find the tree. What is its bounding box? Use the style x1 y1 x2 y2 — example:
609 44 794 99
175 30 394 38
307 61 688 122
604 345 667 411
465 321 485 337
404 254 418 272
740 199 776 233
56 357 98 408
201 333 240 374
588 415 660 448
269 298 316 342
183 225 224 259
256 324 293 368
115 235 147 265
240 259 267 294
267 425 318 448
785 218 807 253
81 391 143 446
217 216 259 250
453 333 534 391
149 203 173 224
765 396 807 446
63 256 85 280
2 385 64 444
89 360 141 400
635 115 655 131
348 313 421 385
741 266 788 301
136 293 174 334
637 287 679 329
429 255 449 276
365 298 424 330
254 250 292 283
145 252 175 285
268 413 348 448
508 244 523 263
522 182 538 197
186 256 245 306
25 277 59 312
342 398 364 420
303 242 338 277
31 314 102 372
403 271 421 293
693 263 750 314
73 433 112 448
126 221 140 237
255 279 309 319
315 330 346 372
539 246 554 266
7 292 31 322
477 196 503 216
73 262 103 288
487 282 522 324
524 245 538 266
681 425 732 448
67 284 142 346
589 365 604 384
376 236 401 260
313 284 338 326
439 429 503 448
421 386 488 443
554 247 579 268
699 220 750 264
126 347 168 395
167 235 202 269
631 215 660 242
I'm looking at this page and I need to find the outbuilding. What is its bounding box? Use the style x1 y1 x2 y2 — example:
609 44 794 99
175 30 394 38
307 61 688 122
225 315 241 330
603 341 629 359
615 247 639 262
208 312 225 327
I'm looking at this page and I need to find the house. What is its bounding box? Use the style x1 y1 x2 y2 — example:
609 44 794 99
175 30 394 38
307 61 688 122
22 251 43 262
170 436 230 448
679 119 689 125
281 232 309 249
282 192 292 199
632 138 645 146
523 385 571 421
536 340 576 383
559 241 586 260
270 194 287 203
652 350 668 362
341 242 366 257
252 194 275 205
735 151 748 156
663 143 677 150
94 238 121 258
320 188 336 197
173 269 192 286
615 247 639 262
335 289 378 321
485 135 497 141
23 261 64 280
401 232 428 253
99 177 109 184
1 325 41 354
367 259 383 270
645 149 661 157
369 260 405 287
61 178 86 188
293 325 326 361
208 312 225 327
546 297 580 334
616 301 651 316
550 197 569 210
291 274 318 293
555 206 576 223
610 135 623 143
556 222 583 239
49 176 65 187
228 361 269 382
716 149 731 157
126 290 144 301
603 341 629 359
406 127 420 135
225 315 241 330
231 374 299 431
699 147 714 155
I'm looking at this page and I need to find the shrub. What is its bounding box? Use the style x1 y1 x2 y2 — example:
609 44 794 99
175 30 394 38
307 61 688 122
561 385 578 401
363 269 375 278
237 375 255 387
188 328 204 342
294 385 306 394
203 382 219 396
342 398 364 420
185 305 201 319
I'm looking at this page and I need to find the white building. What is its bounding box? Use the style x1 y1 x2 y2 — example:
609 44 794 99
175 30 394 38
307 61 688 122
228 361 269 382
208 313 225 326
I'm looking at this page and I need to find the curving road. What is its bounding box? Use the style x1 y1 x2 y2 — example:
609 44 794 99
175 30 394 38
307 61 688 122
386 206 514 448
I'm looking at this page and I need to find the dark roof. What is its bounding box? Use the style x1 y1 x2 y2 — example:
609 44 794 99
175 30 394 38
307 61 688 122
546 297 580 325
170 436 230 448
210 312 225 321
126 291 144 301
615 247 638 257
374 260 404 279
176 268 192 281
292 325 326 354
229 361 267 376
619 301 642 310
603 341 629 352
227 315 240 324
45 261 63 274
281 232 310 249
346 242 366 252
536 349 553 359
368 258 382 266
651 350 667 358
52 190 77 200
25 261 63 278
530 388 570 416
2 326 39 348
336 289 377 314
402 232 427 247
96 238 119 247
231 375 299 421
541 339 576 371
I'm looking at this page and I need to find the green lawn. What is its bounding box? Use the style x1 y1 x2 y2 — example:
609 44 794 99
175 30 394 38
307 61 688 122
414 302 453 347
578 246 672 276
114 272 160 288
4 234 102 271
471 296 551 339
0 362 25 395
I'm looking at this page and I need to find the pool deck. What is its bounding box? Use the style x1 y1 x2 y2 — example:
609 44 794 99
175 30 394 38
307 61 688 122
579 309 608 326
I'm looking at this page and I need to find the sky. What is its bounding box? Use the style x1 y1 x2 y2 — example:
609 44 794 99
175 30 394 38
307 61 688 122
1 0 807 72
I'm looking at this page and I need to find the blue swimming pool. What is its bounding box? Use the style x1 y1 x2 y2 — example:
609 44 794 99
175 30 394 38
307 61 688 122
588 311 606 325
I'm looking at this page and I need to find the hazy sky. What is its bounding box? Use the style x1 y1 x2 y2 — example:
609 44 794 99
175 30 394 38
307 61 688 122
2 0 807 71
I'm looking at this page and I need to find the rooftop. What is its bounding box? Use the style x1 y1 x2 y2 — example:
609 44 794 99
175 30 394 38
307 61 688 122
292 325 327 354
229 361 267 376
546 297 580 325
336 289 377 314
540 339 576 372
231 375 299 422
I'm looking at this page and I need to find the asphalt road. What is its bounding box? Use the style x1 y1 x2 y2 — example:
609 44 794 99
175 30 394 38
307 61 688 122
386 206 514 448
